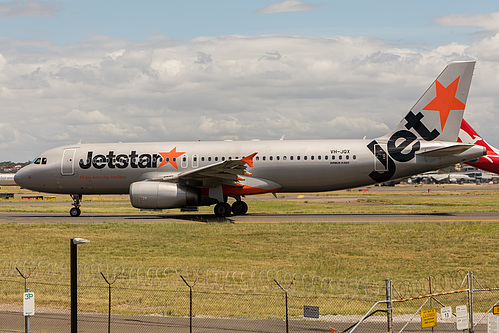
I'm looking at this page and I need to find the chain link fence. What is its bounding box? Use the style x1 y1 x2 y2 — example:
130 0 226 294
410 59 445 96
1 259 497 332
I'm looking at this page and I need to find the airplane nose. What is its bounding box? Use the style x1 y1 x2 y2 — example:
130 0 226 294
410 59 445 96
14 167 30 187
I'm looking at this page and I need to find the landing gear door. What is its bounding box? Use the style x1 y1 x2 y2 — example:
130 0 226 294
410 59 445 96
61 149 76 176
373 144 388 172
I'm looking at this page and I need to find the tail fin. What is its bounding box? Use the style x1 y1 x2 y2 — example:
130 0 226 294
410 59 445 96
459 119 498 155
384 61 475 142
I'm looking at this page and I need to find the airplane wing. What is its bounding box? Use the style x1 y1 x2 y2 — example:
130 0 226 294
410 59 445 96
177 152 258 188
142 152 259 187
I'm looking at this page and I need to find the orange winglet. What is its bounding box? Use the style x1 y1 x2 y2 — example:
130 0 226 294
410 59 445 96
241 152 258 167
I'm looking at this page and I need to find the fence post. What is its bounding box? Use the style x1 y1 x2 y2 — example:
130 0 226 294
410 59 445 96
429 276 434 333
274 277 295 333
180 274 199 333
100 272 121 333
468 271 474 333
385 279 393 333
16 266 36 333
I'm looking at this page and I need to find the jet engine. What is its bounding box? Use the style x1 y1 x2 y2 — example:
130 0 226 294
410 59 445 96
129 181 199 209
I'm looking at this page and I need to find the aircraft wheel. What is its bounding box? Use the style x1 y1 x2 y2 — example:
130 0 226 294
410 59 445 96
214 203 231 217
70 207 81 217
232 201 248 215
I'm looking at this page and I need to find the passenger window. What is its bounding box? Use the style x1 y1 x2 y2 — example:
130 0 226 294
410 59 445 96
297 156 301 160
276 156 280 161
256 156 260 161
339 155 342 160
208 157 212 162
332 156 335 160
353 155 357 160
346 155 349 160
290 156 294 161
215 157 219 162
222 157 225 161
263 156 266 161
325 155 328 160
269 156 273 161
283 156 287 160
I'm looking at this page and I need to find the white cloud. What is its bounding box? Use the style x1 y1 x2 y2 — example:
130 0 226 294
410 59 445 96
257 0 322 14
2 32 499 161
328 116 390 139
0 0 62 18
434 12 499 32
61 109 112 125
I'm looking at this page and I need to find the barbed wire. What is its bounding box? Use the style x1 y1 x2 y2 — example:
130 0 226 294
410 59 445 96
1 259 386 298
3 259 478 300
391 270 469 299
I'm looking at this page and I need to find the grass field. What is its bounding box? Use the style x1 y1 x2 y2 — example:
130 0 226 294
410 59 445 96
0 185 498 282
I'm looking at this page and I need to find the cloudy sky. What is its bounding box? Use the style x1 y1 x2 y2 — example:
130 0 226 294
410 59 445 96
1 0 499 161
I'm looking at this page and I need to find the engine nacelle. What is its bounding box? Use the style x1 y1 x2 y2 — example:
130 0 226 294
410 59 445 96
129 181 199 209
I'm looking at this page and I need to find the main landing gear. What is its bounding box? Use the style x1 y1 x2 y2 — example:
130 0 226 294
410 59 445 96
70 194 82 217
214 200 248 217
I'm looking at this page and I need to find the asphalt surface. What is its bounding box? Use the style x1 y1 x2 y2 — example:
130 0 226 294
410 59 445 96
0 211 498 224
0 311 489 333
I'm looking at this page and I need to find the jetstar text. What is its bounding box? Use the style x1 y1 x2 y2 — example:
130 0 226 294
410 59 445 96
367 111 439 182
79 151 163 169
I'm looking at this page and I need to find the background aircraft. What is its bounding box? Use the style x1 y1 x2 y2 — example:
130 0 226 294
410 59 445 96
0 174 16 186
410 171 475 184
459 119 499 175
15 61 485 217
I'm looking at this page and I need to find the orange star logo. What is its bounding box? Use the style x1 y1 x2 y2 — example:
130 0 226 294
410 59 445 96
423 77 465 130
158 147 185 169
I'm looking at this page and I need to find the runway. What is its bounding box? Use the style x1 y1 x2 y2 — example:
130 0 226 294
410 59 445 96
1 183 498 223
0 211 497 223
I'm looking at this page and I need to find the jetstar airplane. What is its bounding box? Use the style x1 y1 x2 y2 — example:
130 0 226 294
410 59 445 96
459 119 499 174
15 61 486 217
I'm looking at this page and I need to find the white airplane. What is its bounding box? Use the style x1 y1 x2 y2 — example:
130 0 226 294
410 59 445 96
15 61 486 217
411 171 475 184
0 173 16 186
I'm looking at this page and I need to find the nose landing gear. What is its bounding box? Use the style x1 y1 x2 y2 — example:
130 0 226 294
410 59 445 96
70 194 82 217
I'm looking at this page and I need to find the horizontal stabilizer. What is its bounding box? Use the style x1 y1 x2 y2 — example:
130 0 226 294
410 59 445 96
417 144 475 157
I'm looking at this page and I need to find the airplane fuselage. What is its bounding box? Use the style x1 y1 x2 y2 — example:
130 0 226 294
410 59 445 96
15 138 485 196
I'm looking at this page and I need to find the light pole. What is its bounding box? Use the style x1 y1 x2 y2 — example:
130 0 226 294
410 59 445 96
71 238 89 333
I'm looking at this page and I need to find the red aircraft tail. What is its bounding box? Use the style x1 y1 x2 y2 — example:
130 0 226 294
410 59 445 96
459 119 499 174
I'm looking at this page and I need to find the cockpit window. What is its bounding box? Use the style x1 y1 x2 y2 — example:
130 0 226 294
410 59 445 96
33 157 47 165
